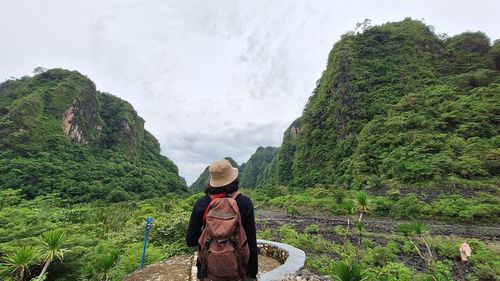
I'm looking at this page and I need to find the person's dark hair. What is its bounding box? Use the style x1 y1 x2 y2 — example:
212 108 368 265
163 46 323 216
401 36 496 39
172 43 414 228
204 178 239 195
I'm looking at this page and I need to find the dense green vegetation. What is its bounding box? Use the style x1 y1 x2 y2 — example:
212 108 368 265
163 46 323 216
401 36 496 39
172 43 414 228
247 186 499 224
0 69 186 202
2 188 498 281
259 118 301 187
258 19 499 199
239 146 278 188
0 190 195 280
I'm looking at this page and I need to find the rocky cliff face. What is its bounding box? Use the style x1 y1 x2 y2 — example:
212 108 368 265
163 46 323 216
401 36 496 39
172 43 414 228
61 96 102 145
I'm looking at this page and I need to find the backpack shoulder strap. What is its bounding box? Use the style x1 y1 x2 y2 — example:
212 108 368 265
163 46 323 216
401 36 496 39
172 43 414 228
230 191 241 200
202 193 225 224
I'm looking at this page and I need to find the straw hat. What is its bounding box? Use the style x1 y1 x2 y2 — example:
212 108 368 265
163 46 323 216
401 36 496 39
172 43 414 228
209 159 239 187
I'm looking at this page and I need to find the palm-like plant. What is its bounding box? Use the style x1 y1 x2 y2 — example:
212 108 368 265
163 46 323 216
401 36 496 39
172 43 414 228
354 221 364 232
343 200 356 232
355 191 369 222
93 249 120 281
395 222 413 237
2 247 37 281
332 261 368 281
36 229 68 281
396 221 436 281
396 222 426 260
411 221 434 267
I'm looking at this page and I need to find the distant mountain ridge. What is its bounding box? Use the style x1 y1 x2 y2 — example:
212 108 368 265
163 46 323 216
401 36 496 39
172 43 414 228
0 68 186 202
188 146 278 191
239 146 278 188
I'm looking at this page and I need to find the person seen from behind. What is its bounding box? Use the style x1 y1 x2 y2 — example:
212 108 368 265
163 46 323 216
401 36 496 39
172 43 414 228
186 159 258 280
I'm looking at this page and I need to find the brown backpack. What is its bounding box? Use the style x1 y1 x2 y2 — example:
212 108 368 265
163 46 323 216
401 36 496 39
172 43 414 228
198 192 250 280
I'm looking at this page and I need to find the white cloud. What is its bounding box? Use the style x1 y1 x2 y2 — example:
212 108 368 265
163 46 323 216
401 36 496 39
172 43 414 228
1 0 499 183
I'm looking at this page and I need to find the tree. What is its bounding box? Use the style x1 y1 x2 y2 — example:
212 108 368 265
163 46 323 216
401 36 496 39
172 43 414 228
0 189 22 210
355 191 369 222
2 247 37 281
396 221 436 281
36 230 69 281
343 200 355 233
354 18 371 33
354 192 369 261
32 67 47 75
490 40 500 70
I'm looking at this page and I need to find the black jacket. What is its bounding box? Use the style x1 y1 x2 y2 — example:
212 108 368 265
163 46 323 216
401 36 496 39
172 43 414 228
185 193 258 278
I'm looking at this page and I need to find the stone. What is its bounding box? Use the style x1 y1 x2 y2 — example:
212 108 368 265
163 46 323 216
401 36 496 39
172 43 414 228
460 242 472 261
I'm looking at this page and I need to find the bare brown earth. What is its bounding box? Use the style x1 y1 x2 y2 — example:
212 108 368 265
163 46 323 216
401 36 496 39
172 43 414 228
123 255 192 281
123 254 282 281
256 210 500 241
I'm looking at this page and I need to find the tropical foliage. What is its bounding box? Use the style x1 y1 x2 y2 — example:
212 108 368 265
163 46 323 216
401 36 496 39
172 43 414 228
0 69 186 202
256 19 499 200
0 192 197 280
239 146 278 188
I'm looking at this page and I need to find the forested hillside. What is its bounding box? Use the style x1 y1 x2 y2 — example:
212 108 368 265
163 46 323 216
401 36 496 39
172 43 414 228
0 69 186 202
258 19 499 198
239 146 278 188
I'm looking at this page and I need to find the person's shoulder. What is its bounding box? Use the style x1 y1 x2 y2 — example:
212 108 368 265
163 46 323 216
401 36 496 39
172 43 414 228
194 195 210 208
196 194 210 203
236 193 253 206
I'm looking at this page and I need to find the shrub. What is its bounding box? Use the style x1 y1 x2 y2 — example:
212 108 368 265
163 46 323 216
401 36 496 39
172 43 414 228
332 261 368 281
257 229 273 240
375 262 413 281
304 224 320 234
371 197 392 216
391 194 429 219
372 246 397 267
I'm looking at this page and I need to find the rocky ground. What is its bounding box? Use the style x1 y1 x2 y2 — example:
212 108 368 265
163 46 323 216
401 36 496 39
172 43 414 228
123 255 192 281
123 254 283 281
280 269 332 281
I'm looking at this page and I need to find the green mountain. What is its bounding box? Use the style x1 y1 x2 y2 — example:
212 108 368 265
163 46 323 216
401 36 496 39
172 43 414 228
189 157 241 192
259 118 301 187
0 68 186 202
239 146 278 188
259 19 500 197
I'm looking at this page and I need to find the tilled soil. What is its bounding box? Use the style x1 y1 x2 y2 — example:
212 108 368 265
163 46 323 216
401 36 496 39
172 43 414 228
257 210 500 241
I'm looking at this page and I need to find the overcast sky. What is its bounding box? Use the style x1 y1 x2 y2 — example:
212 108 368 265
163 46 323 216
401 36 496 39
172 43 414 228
1 1 499 184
